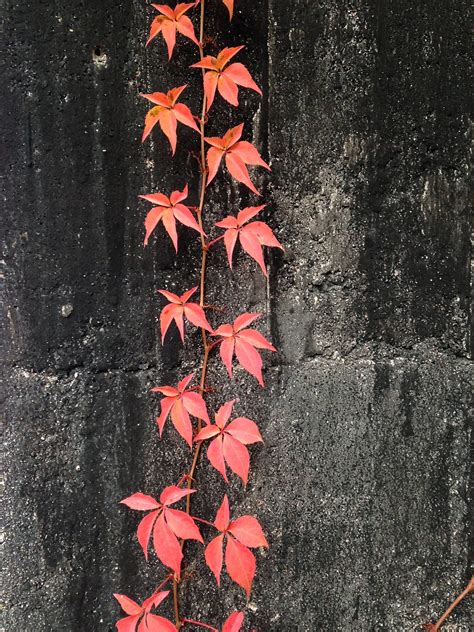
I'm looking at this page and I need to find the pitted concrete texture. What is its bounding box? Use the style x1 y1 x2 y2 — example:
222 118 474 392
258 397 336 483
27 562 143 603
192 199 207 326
2 0 472 630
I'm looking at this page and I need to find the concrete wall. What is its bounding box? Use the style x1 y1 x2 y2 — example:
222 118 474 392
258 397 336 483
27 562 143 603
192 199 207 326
2 1 472 630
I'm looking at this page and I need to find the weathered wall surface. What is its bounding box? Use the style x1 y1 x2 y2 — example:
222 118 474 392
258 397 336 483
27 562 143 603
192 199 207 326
2 1 472 630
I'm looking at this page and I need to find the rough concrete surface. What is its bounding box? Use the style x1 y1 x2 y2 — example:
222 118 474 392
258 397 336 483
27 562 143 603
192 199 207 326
1 0 472 630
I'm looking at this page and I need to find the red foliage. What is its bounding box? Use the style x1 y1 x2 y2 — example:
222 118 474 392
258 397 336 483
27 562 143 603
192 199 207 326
121 486 202 577
151 374 210 447
205 496 268 597
158 287 212 342
113 590 175 631
140 185 204 251
141 86 199 151
205 123 271 195
117 1 277 629
192 46 261 112
215 205 283 276
212 313 276 386
147 3 199 58
195 400 263 485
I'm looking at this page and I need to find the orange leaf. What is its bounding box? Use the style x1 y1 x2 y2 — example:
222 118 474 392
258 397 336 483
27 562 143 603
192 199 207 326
221 0 234 20
148 3 198 58
204 125 269 194
141 87 198 153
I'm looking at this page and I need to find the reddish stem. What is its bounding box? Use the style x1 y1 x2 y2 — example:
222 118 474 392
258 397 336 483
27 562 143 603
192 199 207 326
426 576 473 630
155 575 173 592
207 234 225 248
173 1 210 628
191 516 216 528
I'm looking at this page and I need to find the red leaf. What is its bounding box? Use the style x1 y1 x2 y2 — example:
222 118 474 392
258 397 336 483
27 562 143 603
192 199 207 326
235 338 264 386
228 516 268 548
231 141 269 169
215 400 235 428
222 433 250 485
217 46 245 67
221 0 234 20
142 106 163 143
120 493 161 511
153 375 208 446
212 314 276 386
144 207 166 246
205 533 224 585
237 205 266 225
145 614 178 632
141 185 203 251
173 102 200 132
206 146 224 186
221 612 245 632
225 153 259 196
219 337 235 378
114 594 142 616
156 396 175 436
160 485 195 507
141 87 198 153
142 590 170 613
153 512 183 577
161 20 176 59
175 13 198 45
238 230 265 275
214 495 230 531
117 614 141 632
152 384 179 396
148 3 198 58
114 590 172 632
181 390 210 423
225 62 262 95
178 373 194 392
160 303 184 342
137 510 160 560
159 287 211 342
238 329 276 350
194 425 220 442
184 303 212 331
222 228 239 268
207 436 227 481
225 535 256 597
170 397 193 447
204 71 219 111
215 206 282 276
161 209 179 251
165 508 203 542
158 109 177 154
233 312 261 331
196 401 262 484
218 73 239 106
204 124 269 193
226 417 263 445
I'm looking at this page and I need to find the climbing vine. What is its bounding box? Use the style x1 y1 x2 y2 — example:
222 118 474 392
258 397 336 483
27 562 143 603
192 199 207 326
114 1 280 630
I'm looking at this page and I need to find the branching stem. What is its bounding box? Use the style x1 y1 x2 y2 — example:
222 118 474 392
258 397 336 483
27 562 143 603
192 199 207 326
173 1 209 627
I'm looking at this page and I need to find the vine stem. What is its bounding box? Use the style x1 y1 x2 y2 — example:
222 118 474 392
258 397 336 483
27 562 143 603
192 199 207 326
173 0 209 628
428 576 473 630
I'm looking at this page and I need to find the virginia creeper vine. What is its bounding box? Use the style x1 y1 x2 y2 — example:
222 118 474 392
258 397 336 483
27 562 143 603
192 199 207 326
114 2 281 630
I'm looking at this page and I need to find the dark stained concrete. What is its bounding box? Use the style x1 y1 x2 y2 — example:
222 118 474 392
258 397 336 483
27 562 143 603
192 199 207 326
2 1 472 630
